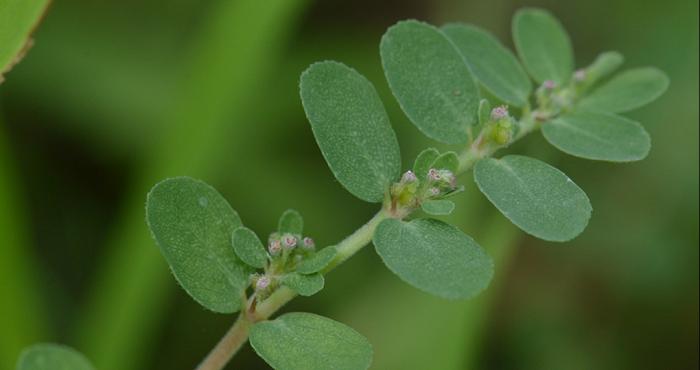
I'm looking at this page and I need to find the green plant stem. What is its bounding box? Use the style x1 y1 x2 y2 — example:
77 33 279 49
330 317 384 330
198 108 546 370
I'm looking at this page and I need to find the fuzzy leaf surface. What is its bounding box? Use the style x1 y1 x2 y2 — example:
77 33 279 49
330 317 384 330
474 156 591 242
300 61 401 202
146 177 251 313
250 312 373 370
513 8 574 84
443 23 532 107
381 20 479 144
373 218 493 299
543 111 650 162
578 67 669 113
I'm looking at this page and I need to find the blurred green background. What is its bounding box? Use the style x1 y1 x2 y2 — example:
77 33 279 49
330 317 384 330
0 0 697 369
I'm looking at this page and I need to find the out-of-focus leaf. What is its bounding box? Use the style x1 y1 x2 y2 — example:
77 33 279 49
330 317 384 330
474 155 591 242
373 218 493 299
250 312 373 370
146 177 252 313
543 111 650 162
300 61 401 203
577 67 669 113
0 0 50 82
381 20 479 144
512 8 573 84
443 23 532 107
17 344 93 370
431 152 459 174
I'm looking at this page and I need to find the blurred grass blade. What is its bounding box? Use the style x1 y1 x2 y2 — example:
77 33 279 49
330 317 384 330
0 0 50 82
74 0 309 369
513 8 574 84
0 120 47 370
381 20 479 144
543 111 650 162
442 23 532 107
577 67 670 113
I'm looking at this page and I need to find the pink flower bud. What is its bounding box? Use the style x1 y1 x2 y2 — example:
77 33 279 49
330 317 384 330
428 168 441 181
574 69 586 81
302 237 315 249
543 80 556 90
256 276 271 290
428 187 440 197
490 105 509 120
282 234 297 249
401 170 417 183
268 239 281 255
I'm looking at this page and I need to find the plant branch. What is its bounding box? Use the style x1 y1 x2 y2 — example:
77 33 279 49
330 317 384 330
197 106 546 370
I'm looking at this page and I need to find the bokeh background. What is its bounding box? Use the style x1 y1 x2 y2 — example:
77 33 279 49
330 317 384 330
0 0 697 369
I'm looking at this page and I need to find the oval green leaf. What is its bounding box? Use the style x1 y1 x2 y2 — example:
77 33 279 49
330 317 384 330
250 312 373 370
430 151 459 174
381 20 479 144
282 272 324 296
0 0 50 83
421 200 455 216
278 209 303 235
300 61 401 203
17 344 93 370
543 111 650 162
474 155 591 242
442 23 532 107
577 67 669 113
413 148 440 179
513 8 574 84
373 218 493 299
297 246 337 274
146 177 252 313
232 226 268 269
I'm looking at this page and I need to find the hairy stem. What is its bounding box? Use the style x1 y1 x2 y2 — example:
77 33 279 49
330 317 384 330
199 107 545 370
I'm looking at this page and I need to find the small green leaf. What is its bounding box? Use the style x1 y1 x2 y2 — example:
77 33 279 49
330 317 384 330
413 148 440 178
300 61 401 203
478 99 492 126
430 151 459 173
381 20 479 144
250 312 373 370
373 218 493 299
443 23 532 107
474 156 591 242
513 8 574 84
0 0 50 83
146 177 252 313
543 111 650 162
282 272 324 296
421 200 455 216
577 67 669 113
297 246 337 274
17 344 93 370
232 227 268 269
278 209 303 235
